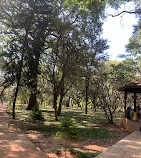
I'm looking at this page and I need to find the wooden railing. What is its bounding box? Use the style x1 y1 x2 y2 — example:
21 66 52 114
122 116 140 133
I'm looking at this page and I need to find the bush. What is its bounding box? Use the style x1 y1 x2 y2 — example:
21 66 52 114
29 104 44 122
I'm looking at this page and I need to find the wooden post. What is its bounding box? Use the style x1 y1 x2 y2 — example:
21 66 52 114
132 93 138 121
133 93 137 112
124 91 127 115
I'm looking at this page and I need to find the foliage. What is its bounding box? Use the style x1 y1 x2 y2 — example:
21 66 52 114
89 60 135 123
55 117 78 141
38 0 109 120
0 0 108 120
125 18 141 75
28 104 44 122
18 87 30 104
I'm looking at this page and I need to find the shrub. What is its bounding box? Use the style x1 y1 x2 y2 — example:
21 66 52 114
29 104 44 122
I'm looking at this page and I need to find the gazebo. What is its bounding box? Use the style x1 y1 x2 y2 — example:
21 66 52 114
118 78 141 120
118 78 141 132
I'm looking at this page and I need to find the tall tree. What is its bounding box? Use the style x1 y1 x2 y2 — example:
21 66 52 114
0 0 32 118
0 0 57 110
41 0 108 120
125 18 141 75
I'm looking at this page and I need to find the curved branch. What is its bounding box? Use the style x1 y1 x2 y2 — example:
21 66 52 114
111 10 141 17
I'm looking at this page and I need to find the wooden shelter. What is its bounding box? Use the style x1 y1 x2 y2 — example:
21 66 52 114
118 78 141 121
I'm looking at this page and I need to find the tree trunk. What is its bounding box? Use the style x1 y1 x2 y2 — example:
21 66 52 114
26 52 39 110
66 97 70 107
26 44 41 109
53 93 59 121
54 106 59 121
12 99 16 119
92 98 97 112
40 98 44 106
71 99 73 107
26 92 37 110
12 82 20 119
58 95 64 116
77 101 81 108
85 75 89 114
58 80 65 116
109 117 114 124
12 29 29 118
109 110 114 124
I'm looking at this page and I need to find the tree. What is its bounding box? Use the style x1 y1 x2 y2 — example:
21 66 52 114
70 78 85 109
38 0 109 120
42 25 88 120
20 0 56 110
0 0 58 111
0 0 40 118
0 20 30 119
125 18 141 75
89 60 136 123
55 117 78 158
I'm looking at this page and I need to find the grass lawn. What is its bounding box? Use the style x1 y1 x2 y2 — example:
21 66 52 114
7 103 124 157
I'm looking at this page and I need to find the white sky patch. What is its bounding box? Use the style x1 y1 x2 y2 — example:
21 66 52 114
102 2 138 61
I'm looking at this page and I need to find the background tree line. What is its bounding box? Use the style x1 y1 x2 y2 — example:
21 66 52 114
0 0 140 122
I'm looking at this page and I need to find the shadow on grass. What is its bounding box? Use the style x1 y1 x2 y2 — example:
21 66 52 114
22 123 60 134
77 127 112 139
7 104 120 140
22 123 112 139
59 111 106 128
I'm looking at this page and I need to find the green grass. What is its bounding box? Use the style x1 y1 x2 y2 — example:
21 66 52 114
7 103 122 139
56 147 100 158
77 127 112 139
70 147 100 158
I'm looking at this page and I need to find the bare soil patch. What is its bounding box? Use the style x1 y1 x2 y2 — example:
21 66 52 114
25 122 129 158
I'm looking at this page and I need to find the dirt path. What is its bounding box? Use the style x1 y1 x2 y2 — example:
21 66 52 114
0 103 48 158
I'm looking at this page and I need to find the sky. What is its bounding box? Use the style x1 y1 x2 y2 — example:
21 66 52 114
102 2 138 61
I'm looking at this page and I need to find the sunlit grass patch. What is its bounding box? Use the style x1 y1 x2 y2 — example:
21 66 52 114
69 147 100 158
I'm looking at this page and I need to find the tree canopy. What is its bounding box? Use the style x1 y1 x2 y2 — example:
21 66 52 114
0 0 140 121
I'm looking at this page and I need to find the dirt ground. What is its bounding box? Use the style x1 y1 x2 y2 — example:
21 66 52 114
25 122 129 158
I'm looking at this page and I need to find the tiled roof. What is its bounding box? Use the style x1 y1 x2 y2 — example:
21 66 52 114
118 78 141 93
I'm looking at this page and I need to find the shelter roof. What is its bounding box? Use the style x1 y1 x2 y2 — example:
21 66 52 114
118 78 141 93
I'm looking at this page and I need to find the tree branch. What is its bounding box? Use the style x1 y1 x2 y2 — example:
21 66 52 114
111 10 141 17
